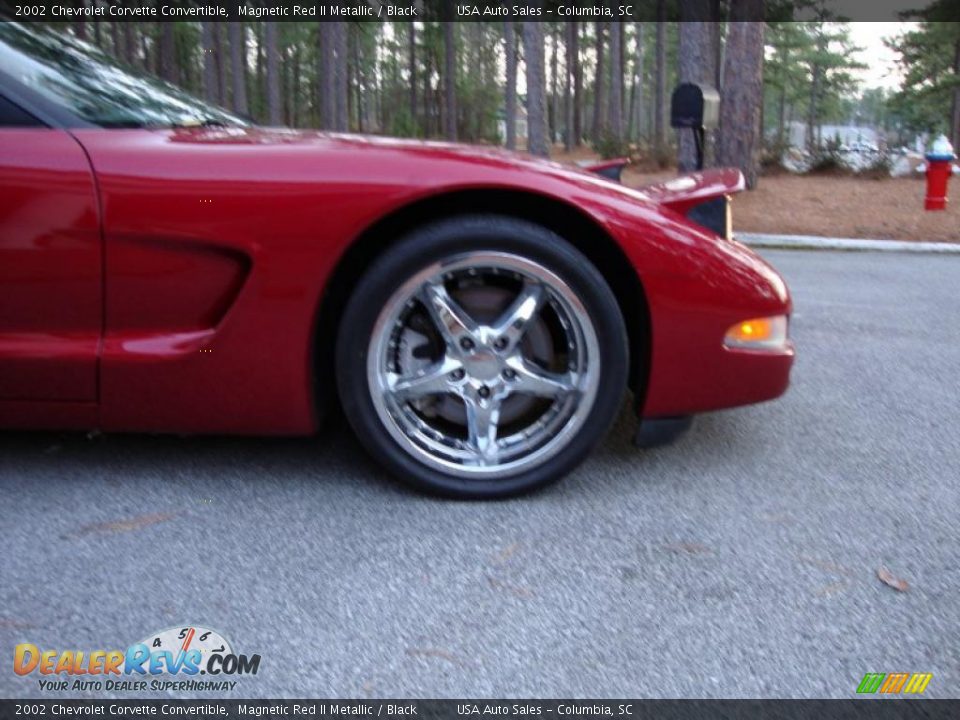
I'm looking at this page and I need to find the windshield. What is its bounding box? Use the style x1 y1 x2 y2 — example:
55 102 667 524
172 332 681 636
0 22 249 129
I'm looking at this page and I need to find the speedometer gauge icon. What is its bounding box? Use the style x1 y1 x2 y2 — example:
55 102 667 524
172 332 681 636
137 625 233 669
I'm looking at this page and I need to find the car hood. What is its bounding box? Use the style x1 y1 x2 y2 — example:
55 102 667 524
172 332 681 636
166 125 670 203
171 126 745 213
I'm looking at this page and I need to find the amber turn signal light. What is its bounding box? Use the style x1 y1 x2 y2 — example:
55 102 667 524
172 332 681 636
724 315 788 350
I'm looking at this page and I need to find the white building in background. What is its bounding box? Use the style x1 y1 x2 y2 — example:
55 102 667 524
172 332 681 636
786 121 882 151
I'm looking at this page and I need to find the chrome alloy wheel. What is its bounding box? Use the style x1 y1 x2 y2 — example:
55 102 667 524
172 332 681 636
367 252 601 479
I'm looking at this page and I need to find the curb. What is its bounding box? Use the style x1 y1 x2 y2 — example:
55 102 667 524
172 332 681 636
737 232 960 254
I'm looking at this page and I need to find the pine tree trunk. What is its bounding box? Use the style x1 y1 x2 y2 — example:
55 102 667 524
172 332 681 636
564 22 574 151
264 21 281 125
591 22 605 142
677 5 717 172
201 23 218 104
291 46 301 127
158 23 177 84
807 64 821 151
282 42 291 124
444 21 457 140
408 23 417 136
469 23 484 140
618 20 626 125
653 9 667 158
345 36 353 130
141 25 152 73
717 18 765 188
175 29 193 92
110 23 120 58
775 40 788 148
334 22 348 132
216 23 229 108
319 24 335 130
629 22 646 142
254 23 264 117
712 0 722 88
806 29 826 151
505 20 517 150
550 26 559 145
607 13 623 143
123 23 136 65
571 21 582 146
524 21 549 157
229 23 249 116
777 82 787 147
423 50 433 137
351 31 362 132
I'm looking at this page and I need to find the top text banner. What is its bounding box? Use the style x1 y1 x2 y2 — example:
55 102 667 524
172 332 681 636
1 0 955 22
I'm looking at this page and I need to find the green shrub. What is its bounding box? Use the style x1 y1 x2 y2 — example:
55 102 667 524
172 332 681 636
593 130 631 160
809 143 846 174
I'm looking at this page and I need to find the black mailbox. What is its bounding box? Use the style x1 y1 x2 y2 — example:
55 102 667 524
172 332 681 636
670 82 720 171
670 83 720 130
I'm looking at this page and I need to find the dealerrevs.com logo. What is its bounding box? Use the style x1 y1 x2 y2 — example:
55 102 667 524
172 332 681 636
14 625 260 692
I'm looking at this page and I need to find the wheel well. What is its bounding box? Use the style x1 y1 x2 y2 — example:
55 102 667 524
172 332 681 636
313 189 651 421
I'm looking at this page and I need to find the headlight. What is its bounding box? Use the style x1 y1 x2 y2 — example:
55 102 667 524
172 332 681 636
724 315 789 351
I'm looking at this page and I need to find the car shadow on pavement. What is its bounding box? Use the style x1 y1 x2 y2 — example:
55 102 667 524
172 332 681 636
0 398 755 501
0 421 414 497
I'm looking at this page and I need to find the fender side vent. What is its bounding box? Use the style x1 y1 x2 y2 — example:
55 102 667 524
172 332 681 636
686 196 731 240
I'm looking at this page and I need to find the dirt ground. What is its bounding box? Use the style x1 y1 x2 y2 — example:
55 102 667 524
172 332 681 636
553 147 959 243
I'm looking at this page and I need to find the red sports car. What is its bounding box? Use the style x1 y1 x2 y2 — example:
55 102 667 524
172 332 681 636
0 23 793 498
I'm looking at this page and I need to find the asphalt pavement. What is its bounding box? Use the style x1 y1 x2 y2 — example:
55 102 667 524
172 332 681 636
2 250 958 699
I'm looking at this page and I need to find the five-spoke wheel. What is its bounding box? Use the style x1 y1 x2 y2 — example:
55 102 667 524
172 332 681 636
370 251 598 477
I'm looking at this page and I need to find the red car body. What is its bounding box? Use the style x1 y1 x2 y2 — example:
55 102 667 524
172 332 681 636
0 126 793 435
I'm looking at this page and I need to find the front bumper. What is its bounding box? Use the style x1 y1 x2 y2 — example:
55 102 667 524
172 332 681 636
640 341 794 419
636 240 795 419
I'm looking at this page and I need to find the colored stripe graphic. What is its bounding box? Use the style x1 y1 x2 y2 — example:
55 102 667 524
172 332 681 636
880 673 910 693
857 672 931 694
857 673 885 693
904 673 933 694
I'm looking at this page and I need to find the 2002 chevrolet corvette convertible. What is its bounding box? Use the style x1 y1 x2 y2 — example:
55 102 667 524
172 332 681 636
0 22 793 497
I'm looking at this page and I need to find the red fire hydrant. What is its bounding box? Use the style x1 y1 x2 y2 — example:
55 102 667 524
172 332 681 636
925 134 956 211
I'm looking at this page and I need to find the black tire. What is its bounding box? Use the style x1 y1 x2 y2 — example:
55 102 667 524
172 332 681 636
335 215 629 499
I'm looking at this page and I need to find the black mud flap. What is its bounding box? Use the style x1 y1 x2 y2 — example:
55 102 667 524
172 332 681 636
633 416 693 448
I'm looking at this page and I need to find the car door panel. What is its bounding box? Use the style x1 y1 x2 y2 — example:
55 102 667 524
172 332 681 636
0 128 101 402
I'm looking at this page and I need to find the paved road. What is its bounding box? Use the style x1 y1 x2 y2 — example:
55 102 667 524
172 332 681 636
2 250 958 700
